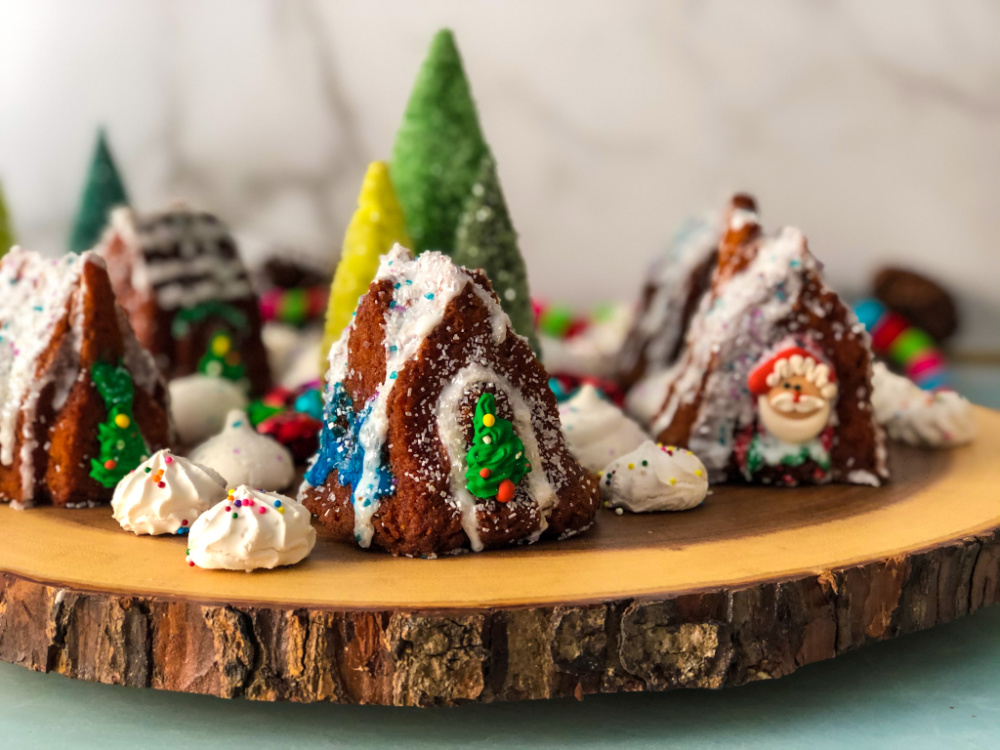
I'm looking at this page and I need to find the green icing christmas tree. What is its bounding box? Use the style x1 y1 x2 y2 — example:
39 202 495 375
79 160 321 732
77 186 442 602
464 393 531 503
89 360 148 488
197 330 248 385
391 29 488 255
453 151 541 356
69 129 129 254
0 180 15 260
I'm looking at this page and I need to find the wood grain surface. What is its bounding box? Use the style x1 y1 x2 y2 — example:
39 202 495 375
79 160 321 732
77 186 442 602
0 408 996 705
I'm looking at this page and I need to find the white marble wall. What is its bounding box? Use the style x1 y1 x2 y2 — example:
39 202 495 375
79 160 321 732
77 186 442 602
0 0 997 349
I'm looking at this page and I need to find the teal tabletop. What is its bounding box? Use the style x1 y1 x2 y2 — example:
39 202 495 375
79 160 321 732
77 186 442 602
0 365 997 749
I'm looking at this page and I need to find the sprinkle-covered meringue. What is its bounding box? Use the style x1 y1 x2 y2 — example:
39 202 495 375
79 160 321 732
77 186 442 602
185 486 316 572
601 441 708 513
870 363 976 448
169 374 249 445
112 449 227 535
188 410 296 491
558 384 649 473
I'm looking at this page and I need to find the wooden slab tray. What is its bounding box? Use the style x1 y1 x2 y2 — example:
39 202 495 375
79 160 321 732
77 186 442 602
0 408 997 707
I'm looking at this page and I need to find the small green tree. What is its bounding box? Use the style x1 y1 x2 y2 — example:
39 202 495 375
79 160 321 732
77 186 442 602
198 330 247 384
452 151 541 356
89 360 148 487
464 393 531 502
69 128 129 254
391 29 488 255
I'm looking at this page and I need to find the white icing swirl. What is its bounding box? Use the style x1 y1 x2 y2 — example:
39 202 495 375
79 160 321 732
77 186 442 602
168 374 248 445
559 384 649 474
112 449 227 535
871 363 976 448
189 410 295 491
185 486 316 572
601 441 708 513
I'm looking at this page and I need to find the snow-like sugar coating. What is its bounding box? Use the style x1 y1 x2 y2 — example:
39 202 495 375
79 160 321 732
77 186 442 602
559 384 649 474
601 441 708 513
186 486 316 572
189 410 295 491
112 449 227 535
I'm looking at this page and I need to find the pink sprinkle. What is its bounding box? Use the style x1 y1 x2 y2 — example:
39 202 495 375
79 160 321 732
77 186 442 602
233 448 240 454
259 507 266 514
165 455 173 464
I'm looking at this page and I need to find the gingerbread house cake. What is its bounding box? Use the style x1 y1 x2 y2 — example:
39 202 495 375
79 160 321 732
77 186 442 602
0 248 170 507
95 206 271 395
629 201 888 487
300 244 600 557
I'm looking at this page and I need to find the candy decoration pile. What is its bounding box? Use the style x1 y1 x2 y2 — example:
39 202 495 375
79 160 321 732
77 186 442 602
89 360 149 488
853 298 949 390
321 161 412 365
391 29 488 256
69 128 129 254
464 393 531 503
259 285 328 327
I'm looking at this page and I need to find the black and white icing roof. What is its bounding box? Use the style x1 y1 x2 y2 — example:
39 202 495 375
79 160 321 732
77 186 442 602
113 206 253 311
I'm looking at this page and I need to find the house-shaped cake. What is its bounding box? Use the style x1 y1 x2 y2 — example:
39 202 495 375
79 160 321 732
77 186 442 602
95 206 270 395
632 204 888 487
0 249 170 507
300 244 599 557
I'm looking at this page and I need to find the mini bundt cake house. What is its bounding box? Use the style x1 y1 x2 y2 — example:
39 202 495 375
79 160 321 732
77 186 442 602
95 206 270 395
300 244 600 557
0 249 170 507
632 201 888 487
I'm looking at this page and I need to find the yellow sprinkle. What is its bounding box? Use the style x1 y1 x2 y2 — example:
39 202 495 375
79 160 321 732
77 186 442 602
695 469 703 477
211 336 231 356
482 414 496 427
277 507 285 515
627 463 635 470
669 478 677 485
114 413 131 429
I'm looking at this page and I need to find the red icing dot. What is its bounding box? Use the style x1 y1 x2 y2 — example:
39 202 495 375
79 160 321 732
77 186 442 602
496 479 516 503
188 561 195 567
224 506 231 512
103 459 117 470
478 467 491 479
259 507 266 514
157 481 166 489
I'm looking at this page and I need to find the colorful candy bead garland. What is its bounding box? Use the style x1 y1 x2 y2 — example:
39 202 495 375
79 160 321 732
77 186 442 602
259 285 328 327
89 359 148 488
854 298 949 389
464 392 531 503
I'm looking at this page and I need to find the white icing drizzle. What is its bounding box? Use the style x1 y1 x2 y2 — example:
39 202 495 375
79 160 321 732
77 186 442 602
436 363 560 551
871 363 976 447
0 249 87 501
619 214 719 377
186 486 316 572
112 449 227 535
558 384 649 474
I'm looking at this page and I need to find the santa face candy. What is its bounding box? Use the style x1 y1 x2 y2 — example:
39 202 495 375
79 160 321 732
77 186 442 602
112 449 227 535
558 384 649 474
185 486 316 572
188 410 295 492
601 442 708 513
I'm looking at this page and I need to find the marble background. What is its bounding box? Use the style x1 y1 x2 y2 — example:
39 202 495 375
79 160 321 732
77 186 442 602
0 0 997 350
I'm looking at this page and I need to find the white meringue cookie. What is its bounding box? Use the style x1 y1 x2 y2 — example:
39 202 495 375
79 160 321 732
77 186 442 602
559 384 649 474
185 486 316 572
112 449 227 535
188 410 295 491
870 363 976 448
168 374 248 445
601 441 708 513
